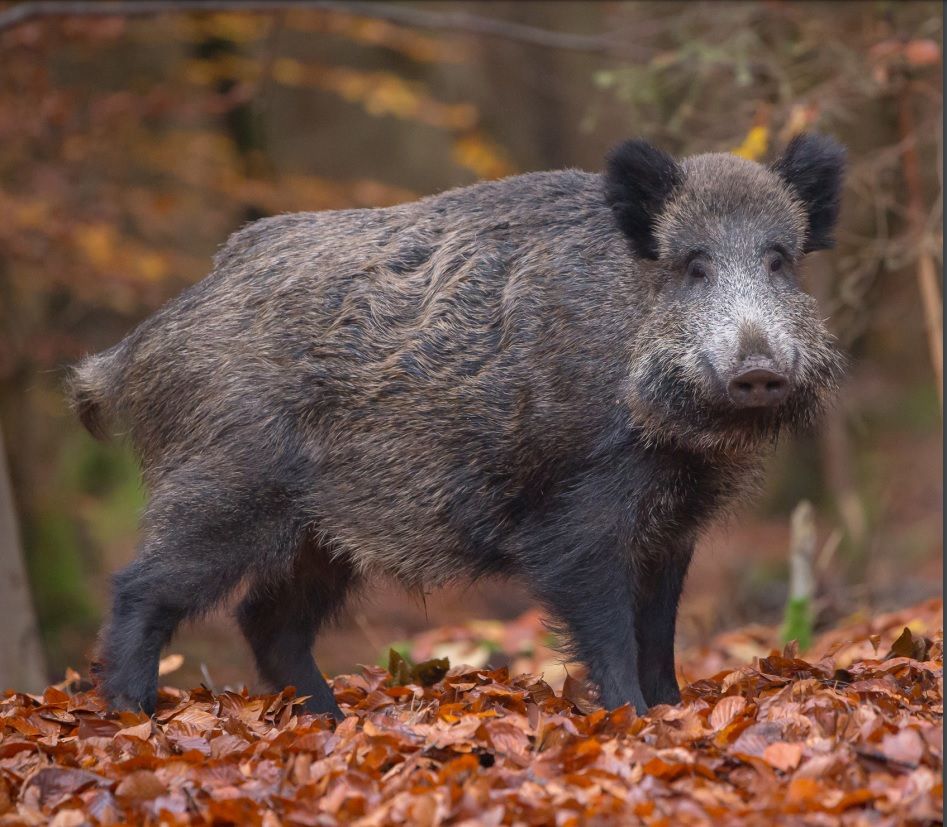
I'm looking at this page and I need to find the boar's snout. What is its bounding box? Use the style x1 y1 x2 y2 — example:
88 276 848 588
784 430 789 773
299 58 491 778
727 360 789 409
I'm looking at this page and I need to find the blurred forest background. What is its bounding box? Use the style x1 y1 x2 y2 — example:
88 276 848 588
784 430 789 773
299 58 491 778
0 0 942 693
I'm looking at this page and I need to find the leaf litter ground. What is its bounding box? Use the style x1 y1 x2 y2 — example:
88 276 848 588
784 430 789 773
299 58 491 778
0 600 941 826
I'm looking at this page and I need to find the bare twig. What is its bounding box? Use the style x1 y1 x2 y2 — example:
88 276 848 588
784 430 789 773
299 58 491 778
897 82 943 412
0 1 631 55
199 662 216 692
352 611 385 655
821 407 867 550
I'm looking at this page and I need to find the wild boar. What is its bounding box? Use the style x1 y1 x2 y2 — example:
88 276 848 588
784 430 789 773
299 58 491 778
68 134 845 719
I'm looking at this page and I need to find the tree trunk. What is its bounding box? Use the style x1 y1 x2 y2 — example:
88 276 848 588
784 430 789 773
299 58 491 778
0 422 47 692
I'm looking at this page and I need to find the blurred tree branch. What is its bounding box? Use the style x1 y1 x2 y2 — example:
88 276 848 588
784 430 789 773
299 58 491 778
0 0 635 55
897 81 944 413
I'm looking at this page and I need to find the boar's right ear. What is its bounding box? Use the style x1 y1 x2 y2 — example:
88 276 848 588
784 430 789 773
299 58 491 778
771 133 846 253
604 139 682 260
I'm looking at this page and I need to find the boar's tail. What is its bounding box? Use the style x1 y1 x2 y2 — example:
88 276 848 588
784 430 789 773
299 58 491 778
65 344 126 441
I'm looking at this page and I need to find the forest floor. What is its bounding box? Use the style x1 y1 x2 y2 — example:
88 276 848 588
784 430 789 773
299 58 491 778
0 599 941 825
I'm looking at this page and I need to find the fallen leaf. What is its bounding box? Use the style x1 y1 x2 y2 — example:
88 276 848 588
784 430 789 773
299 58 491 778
710 695 747 730
762 741 804 772
880 727 925 767
115 770 166 800
0 599 939 825
158 653 184 676
23 768 109 807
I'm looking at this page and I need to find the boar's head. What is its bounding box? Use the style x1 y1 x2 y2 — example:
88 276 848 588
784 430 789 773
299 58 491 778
604 133 846 454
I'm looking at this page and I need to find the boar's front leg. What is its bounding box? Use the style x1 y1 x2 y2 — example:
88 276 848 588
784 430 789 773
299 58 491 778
524 540 649 714
635 541 694 707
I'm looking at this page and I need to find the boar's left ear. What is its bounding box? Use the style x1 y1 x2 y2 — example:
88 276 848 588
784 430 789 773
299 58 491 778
604 139 682 259
772 133 846 253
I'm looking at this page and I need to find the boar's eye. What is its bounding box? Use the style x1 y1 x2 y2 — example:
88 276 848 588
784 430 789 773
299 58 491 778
766 248 790 275
686 258 708 280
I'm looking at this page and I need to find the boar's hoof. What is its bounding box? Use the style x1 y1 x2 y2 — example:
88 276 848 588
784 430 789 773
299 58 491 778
303 697 345 722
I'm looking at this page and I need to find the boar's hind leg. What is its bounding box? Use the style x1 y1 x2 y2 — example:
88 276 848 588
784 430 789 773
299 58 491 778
102 542 252 715
100 474 304 715
635 543 694 707
236 543 352 721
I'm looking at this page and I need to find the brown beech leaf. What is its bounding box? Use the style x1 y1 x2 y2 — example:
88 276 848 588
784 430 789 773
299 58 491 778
785 777 828 809
885 626 931 661
561 672 596 714
730 720 787 758
762 741 804 772
23 768 109 807
709 694 747 730
114 770 167 801
116 719 153 740
880 727 925 767
167 703 221 732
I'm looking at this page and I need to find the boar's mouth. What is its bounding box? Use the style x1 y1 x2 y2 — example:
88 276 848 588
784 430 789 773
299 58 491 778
627 358 820 453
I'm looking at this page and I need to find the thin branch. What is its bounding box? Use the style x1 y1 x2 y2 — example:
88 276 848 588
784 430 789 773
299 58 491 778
897 79 944 413
0 1 631 55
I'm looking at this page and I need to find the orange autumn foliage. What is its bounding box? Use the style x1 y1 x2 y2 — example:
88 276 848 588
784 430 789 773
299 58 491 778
0 601 941 825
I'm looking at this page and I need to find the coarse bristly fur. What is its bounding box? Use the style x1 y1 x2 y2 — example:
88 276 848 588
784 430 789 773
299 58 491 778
66 133 846 719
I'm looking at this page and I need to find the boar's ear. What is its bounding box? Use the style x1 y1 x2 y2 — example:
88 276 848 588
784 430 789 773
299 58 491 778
604 139 682 260
772 133 846 253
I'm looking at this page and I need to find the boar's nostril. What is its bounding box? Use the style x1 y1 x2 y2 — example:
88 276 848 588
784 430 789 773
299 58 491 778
727 367 789 408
